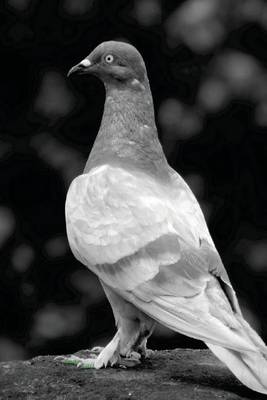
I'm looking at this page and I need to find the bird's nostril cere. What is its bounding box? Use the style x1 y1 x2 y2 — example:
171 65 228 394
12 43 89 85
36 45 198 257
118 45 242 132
80 59 91 68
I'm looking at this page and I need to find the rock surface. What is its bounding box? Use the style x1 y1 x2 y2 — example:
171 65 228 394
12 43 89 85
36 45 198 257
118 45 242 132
0 349 265 399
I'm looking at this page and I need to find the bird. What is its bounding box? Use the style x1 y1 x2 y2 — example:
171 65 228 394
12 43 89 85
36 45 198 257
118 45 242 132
60 40 267 394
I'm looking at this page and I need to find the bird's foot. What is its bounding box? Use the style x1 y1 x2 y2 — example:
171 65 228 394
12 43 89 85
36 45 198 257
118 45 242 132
55 346 120 369
54 330 146 369
90 346 104 354
55 334 121 369
55 349 141 369
141 348 155 359
55 351 118 369
119 351 141 368
136 343 155 359
55 354 97 368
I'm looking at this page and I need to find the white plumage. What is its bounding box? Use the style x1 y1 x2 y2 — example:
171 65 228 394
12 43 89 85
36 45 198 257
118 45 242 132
64 41 267 394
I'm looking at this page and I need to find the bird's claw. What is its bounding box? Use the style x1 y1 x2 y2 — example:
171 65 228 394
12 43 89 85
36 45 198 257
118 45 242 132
119 351 141 368
55 347 143 369
76 358 97 369
90 346 104 354
142 349 155 359
55 355 82 364
54 355 97 368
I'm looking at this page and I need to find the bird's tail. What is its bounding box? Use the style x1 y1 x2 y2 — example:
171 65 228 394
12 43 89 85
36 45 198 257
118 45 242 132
129 274 267 394
206 314 267 394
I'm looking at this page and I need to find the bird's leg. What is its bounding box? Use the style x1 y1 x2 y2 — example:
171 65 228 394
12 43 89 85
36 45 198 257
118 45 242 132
55 323 142 369
55 283 155 369
133 323 156 359
117 318 142 367
136 336 155 359
101 281 152 366
80 332 121 369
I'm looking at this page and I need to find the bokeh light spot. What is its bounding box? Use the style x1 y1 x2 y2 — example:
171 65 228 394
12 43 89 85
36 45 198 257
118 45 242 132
198 78 229 112
247 241 267 272
34 71 76 121
31 132 84 186
31 304 85 340
70 270 105 304
44 236 68 258
0 337 26 361
133 0 161 27
158 98 201 140
62 0 94 16
0 207 15 247
12 244 35 272
165 0 225 52
7 0 31 12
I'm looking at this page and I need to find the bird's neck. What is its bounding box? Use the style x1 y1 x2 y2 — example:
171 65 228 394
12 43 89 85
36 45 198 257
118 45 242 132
105 80 155 123
84 83 169 179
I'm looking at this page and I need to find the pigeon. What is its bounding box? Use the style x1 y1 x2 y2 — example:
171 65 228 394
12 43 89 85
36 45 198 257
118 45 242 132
61 41 267 394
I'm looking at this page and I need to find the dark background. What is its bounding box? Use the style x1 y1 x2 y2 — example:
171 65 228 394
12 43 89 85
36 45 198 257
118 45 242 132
1 0 267 361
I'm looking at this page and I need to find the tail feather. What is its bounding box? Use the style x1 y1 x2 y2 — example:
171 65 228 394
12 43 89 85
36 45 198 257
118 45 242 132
206 312 267 394
236 315 267 354
129 290 267 394
206 342 267 394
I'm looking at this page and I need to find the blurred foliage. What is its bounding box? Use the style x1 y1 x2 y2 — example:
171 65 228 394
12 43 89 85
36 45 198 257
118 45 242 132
1 0 267 361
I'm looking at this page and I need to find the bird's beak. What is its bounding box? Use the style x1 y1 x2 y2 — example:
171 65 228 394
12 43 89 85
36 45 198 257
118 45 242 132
67 58 93 77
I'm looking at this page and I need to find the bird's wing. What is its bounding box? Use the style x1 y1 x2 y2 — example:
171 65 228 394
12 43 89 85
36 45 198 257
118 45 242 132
168 167 232 286
168 167 214 246
66 164 182 290
66 164 254 351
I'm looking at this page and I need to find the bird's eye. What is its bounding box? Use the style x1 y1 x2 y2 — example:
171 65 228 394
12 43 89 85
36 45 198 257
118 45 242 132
105 54 114 64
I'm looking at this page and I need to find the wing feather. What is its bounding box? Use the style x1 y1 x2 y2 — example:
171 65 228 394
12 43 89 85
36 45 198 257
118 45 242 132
66 164 254 351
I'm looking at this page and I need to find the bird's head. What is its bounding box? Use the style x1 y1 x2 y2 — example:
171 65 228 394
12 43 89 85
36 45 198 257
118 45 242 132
68 41 148 90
